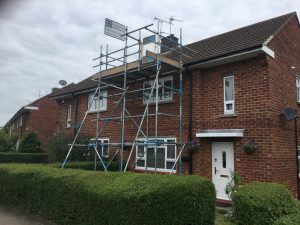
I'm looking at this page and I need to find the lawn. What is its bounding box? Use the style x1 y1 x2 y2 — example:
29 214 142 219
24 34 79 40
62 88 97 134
215 209 234 225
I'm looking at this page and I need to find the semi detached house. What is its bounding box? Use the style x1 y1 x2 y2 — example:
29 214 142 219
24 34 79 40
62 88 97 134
50 12 300 201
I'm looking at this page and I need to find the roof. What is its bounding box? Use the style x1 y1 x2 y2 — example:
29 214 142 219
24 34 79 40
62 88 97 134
51 12 298 98
182 12 297 65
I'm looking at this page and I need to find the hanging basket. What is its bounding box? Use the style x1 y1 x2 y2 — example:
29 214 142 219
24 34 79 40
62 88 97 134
187 140 200 153
243 140 258 155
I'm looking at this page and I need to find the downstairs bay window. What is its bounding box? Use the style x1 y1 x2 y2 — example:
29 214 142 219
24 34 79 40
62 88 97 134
136 138 176 172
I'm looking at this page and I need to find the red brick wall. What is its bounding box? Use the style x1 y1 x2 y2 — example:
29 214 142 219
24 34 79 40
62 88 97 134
190 55 273 184
267 16 300 196
9 95 61 149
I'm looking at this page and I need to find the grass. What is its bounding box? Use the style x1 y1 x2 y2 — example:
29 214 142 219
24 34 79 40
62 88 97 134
215 209 235 225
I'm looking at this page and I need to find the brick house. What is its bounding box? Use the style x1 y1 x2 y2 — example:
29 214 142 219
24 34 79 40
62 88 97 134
4 93 60 149
50 12 300 200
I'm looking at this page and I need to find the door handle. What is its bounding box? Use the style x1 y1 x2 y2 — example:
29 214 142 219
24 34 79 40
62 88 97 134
214 167 219 174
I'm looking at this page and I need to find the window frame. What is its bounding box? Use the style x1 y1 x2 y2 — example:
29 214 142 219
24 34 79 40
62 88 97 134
143 76 173 104
135 137 177 172
91 138 109 158
88 90 108 112
296 77 300 103
66 105 71 128
223 75 235 114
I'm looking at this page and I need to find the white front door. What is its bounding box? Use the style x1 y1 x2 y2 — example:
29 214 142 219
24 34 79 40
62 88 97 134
212 142 234 200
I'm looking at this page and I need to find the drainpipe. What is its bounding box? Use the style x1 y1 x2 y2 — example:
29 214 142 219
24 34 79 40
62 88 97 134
295 118 300 200
74 96 79 138
186 69 193 174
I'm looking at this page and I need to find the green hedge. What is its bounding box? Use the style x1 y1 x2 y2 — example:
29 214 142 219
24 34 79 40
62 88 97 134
273 213 300 225
0 164 216 225
0 152 49 163
232 182 297 225
52 161 122 171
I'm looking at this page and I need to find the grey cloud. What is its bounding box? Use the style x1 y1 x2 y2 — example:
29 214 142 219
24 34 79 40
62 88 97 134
0 0 299 126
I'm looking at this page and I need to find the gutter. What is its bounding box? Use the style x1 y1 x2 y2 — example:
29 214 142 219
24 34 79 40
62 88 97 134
185 44 275 69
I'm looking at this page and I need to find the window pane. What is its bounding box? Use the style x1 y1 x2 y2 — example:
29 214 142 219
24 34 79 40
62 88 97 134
167 140 176 159
164 79 172 99
137 159 145 167
158 80 163 100
222 151 226 168
226 103 233 111
102 140 108 157
225 77 234 101
137 145 144 157
166 161 174 170
156 147 165 169
146 148 155 168
88 94 95 110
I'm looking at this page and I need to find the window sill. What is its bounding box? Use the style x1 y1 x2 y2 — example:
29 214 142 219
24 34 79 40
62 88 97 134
219 113 238 118
87 109 107 114
135 167 176 173
142 100 174 106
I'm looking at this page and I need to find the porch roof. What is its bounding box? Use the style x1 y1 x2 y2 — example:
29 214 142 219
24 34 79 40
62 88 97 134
196 129 244 138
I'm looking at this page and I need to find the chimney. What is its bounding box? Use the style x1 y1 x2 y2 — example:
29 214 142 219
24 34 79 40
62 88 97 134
161 34 178 53
52 87 60 93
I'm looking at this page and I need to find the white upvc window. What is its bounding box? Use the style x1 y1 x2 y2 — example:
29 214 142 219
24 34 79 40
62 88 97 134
17 117 22 128
92 138 109 158
143 76 173 104
224 76 235 114
296 77 300 103
88 91 107 112
66 105 71 128
136 137 176 172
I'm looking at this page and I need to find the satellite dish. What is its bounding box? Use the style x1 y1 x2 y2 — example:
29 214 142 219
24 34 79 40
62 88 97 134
282 108 298 121
59 80 67 87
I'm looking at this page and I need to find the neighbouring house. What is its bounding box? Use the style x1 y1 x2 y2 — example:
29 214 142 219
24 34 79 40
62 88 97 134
50 12 300 201
4 92 61 149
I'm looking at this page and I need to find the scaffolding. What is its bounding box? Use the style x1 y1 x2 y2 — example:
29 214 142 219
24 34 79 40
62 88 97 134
61 18 197 174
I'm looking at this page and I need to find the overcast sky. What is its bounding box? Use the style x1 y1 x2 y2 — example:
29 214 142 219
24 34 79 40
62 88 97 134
0 0 299 126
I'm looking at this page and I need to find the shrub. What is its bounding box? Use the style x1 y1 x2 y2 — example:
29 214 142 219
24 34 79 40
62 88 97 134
48 131 93 162
0 130 17 152
274 213 300 225
232 182 297 225
51 160 125 171
0 152 49 163
0 164 215 225
19 131 43 153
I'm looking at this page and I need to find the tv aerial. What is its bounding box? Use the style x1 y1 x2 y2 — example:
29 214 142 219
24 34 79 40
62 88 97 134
154 16 183 35
59 80 67 87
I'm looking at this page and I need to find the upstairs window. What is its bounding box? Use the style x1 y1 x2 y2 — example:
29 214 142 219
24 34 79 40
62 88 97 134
17 117 22 128
143 76 173 104
296 77 300 103
224 76 235 114
88 91 107 112
66 105 71 128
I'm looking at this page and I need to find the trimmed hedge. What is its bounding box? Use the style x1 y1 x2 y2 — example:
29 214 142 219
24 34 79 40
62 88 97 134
0 152 49 163
232 182 297 225
51 161 122 171
273 213 300 225
0 164 216 225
